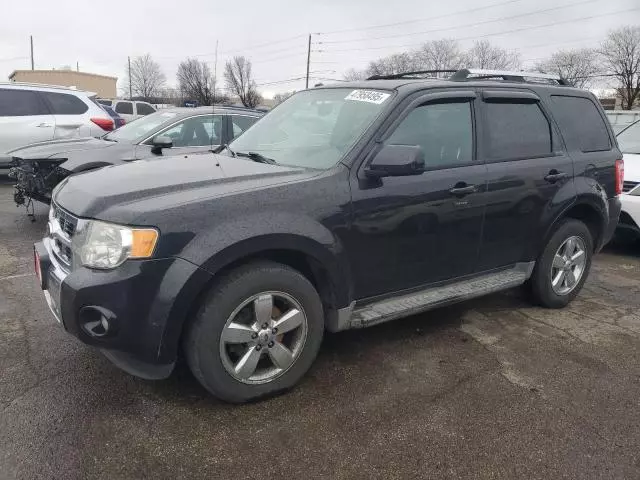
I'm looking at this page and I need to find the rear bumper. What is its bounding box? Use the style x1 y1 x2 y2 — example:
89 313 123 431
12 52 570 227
35 239 213 379
601 196 622 248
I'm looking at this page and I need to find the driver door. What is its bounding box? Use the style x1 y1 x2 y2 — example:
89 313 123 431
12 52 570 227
347 91 487 299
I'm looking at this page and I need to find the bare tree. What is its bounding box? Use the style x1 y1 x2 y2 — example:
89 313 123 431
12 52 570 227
224 56 262 108
535 48 600 89
599 26 640 110
177 58 214 106
272 91 295 105
343 68 366 81
126 54 166 101
463 40 521 70
366 53 420 77
414 39 464 76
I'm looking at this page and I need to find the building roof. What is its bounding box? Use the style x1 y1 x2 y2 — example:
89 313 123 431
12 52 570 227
8 70 118 81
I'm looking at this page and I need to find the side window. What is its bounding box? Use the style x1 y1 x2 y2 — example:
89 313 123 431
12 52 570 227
41 92 88 115
157 115 222 147
231 115 259 139
549 95 610 152
115 101 133 115
0 88 49 116
484 101 552 160
386 101 473 168
135 102 155 116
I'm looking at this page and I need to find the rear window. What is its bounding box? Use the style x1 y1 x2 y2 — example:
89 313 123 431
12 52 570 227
550 95 610 152
115 101 134 115
0 88 49 116
135 102 155 115
484 101 552 160
41 92 89 115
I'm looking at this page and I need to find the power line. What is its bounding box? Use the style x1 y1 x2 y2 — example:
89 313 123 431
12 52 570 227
316 0 527 36
316 0 601 45
219 34 308 55
315 8 639 54
0 56 29 63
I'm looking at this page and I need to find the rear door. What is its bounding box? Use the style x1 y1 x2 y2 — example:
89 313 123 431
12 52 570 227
114 101 135 122
475 89 575 271
0 88 55 153
348 90 487 299
39 91 91 139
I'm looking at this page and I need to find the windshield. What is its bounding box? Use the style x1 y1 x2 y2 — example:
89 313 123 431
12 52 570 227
229 88 392 169
104 110 180 143
618 120 640 154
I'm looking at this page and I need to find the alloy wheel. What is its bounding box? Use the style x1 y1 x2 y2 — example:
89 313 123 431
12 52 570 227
550 235 587 296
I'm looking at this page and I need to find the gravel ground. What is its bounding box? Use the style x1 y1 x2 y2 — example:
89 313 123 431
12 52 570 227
1 181 639 480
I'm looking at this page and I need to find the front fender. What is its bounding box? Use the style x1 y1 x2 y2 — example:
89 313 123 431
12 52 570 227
177 212 352 308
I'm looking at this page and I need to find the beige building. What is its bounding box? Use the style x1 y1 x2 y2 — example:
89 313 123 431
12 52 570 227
8 70 117 98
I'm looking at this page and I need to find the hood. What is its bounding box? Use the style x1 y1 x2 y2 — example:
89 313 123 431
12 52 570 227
54 152 317 222
8 137 120 160
624 153 640 182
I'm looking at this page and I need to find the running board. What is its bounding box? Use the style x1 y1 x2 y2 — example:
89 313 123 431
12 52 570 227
338 263 534 331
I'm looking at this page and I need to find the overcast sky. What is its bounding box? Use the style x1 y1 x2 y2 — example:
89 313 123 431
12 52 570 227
1 0 638 97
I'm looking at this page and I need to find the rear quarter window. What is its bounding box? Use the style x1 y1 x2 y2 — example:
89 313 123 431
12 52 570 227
41 92 89 115
549 95 611 152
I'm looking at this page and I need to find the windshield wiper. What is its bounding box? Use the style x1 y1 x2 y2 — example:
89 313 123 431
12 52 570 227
236 151 277 165
213 144 236 157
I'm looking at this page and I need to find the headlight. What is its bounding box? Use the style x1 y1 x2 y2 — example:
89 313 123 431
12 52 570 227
72 220 158 269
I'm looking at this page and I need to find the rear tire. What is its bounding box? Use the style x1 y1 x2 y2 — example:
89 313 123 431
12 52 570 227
530 219 593 309
184 261 324 403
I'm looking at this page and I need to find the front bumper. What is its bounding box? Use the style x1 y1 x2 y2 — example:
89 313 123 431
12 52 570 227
35 239 212 379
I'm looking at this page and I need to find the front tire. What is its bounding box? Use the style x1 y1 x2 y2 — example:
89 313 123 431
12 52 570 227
530 219 593 309
184 261 324 403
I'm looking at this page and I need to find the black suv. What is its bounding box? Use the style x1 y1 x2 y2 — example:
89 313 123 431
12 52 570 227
34 69 623 403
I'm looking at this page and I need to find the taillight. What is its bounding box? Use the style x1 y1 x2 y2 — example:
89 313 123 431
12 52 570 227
615 159 624 195
91 117 114 131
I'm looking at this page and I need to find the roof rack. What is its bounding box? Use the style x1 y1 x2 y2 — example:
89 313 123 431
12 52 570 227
449 69 570 85
367 70 458 80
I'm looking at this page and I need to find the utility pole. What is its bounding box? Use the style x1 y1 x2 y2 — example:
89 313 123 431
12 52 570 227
128 56 132 100
30 36 34 70
76 61 79 72
305 34 311 89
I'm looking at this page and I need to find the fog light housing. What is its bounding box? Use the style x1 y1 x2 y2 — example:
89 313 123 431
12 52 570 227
79 306 117 338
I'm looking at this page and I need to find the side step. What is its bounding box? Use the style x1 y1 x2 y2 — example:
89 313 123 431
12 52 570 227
348 263 533 329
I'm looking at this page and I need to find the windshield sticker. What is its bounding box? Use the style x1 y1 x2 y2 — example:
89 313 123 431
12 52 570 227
345 90 390 104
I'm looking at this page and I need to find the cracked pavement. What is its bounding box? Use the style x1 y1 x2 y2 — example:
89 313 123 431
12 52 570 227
1 181 639 479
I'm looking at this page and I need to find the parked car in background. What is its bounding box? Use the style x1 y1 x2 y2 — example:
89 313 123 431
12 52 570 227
9 105 263 205
607 110 640 134
101 105 126 129
97 99 156 122
34 69 621 403
0 83 114 173
617 120 640 241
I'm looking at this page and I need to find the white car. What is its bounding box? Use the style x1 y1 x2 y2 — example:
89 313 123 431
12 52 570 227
0 83 114 170
617 120 640 240
96 99 156 123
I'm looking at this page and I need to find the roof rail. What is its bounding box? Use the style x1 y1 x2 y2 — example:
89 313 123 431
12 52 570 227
450 69 570 86
367 70 458 80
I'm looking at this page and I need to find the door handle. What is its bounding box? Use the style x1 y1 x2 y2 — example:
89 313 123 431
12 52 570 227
449 184 477 196
544 170 569 183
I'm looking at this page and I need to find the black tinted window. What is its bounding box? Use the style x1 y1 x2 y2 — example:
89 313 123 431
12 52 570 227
115 101 133 115
136 102 155 115
485 102 552 160
550 95 610 152
41 92 88 115
231 115 259 139
0 88 48 116
386 101 473 167
97 99 112 106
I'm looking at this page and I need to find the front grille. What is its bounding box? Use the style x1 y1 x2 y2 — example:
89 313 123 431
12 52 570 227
49 203 78 270
623 181 639 193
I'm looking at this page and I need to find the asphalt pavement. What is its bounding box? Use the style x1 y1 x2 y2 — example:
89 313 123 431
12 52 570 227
1 180 639 480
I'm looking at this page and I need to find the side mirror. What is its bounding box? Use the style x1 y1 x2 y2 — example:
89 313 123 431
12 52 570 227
150 135 173 155
365 144 425 178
